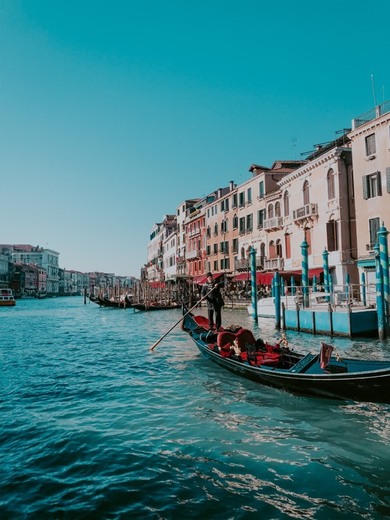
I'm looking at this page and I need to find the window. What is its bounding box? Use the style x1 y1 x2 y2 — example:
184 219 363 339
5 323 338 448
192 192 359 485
232 238 238 253
276 239 282 258
257 209 266 228
213 244 218 255
247 188 252 204
283 191 290 217
214 223 218 236
275 201 281 217
363 172 382 199
327 169 335 200
327 220 338 251
233 214 238 229
259 181 264 199
365 133 376 156
269 240 276 259
239 192 245 207
285 233 291 259
206 226 211 238
268 204 274 219
239 217 245 234
246 213 253 231
232 193 238 208
303 180 310 205
369 217 380 248
206 245 211 255
260 243 266 258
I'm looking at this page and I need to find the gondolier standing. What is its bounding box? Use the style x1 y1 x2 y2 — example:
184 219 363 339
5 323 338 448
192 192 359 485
202 272 224 330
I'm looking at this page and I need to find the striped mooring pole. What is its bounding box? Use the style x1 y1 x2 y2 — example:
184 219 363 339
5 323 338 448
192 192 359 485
301 240 309 307
377 223 389 330
322 248 329 293
249 246 258 323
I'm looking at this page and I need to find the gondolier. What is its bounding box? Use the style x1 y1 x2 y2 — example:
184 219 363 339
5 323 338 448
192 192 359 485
202 272 224 331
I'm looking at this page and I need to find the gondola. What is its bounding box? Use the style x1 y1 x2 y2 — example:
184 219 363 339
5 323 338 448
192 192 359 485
133 303 180 311
181 307 390 404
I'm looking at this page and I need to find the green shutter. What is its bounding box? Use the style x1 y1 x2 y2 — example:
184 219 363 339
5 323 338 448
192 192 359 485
386 167 390 193
362 175 368 199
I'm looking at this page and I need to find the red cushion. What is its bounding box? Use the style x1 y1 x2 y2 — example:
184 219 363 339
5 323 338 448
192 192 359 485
235 329 256 351
217 331 237 351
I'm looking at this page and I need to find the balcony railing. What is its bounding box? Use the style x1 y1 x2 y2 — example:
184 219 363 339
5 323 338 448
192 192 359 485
235 256 266 271
352 100 390 129
186 249 201 260
263 216 283 230
292 203 318 222
264 257 284 270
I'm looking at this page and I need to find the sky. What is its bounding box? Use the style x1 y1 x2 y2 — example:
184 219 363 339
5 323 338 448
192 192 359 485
1 0 389 277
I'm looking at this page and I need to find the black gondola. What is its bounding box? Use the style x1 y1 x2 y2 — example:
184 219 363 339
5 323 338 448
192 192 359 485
181 307 390 404
133 303 180 311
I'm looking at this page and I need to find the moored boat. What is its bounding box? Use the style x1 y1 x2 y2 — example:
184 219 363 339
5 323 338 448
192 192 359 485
0 288 16 307
133 302 180 311
181 307 390 404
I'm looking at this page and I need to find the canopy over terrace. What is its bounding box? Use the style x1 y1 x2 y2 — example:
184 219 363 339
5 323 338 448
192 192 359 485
233 268 324 286
193 272 225 285
234 272 275 285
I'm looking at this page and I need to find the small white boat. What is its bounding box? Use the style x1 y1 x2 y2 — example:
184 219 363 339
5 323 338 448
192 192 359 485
0 288 16 307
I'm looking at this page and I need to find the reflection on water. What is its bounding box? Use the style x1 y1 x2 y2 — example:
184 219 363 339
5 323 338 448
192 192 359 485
0 298 389 519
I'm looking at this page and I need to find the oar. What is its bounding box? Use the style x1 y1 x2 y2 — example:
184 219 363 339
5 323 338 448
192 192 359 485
150 286 215 351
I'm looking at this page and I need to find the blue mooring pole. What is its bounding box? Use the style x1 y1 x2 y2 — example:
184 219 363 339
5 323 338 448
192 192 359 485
301 240 309 308
378 223 389 333
250 247 258 323
361 272 366 307
274 271 281 329
376 258 385 340
322 248 329 293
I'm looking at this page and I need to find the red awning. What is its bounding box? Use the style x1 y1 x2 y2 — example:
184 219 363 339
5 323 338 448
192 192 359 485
193 272 224 285
234 272 275 285
148 281 166 289
280 268 323 280
234 272 252 282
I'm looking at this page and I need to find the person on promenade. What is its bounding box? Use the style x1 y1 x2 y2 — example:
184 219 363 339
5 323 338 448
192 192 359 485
202 272 224 331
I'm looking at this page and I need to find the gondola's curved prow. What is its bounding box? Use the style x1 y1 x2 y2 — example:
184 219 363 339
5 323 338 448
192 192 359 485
181 307 390 404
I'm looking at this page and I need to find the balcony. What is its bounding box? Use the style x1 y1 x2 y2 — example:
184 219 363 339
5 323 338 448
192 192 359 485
263 216 283 231
264 257 284 270
292 203 318 223
235 256 266 271
176 256 186 266
186 249 201 260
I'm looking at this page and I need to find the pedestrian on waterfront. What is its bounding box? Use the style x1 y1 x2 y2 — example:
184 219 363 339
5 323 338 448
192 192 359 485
202 272 224 330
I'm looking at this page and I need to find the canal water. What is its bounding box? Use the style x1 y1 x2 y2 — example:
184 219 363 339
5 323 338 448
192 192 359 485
1 298 389 519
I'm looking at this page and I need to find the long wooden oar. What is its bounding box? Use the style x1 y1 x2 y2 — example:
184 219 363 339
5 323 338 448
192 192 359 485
150 286 215 351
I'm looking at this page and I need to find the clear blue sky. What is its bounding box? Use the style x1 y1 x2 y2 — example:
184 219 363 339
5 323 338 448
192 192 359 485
1 0 389 277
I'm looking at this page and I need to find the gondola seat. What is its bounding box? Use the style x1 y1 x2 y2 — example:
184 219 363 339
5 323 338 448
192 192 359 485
217 331 236 357
193 315 210 329
235 329 256 352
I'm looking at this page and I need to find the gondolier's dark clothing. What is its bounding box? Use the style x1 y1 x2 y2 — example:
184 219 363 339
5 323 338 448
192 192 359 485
202 281 224 330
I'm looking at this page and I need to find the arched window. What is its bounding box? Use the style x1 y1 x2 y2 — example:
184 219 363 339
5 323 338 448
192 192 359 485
269 240 276 259
240 246 245 259
327 218 338 251
276 239 282 258
275 201 281 217
233 214 238 229
268 204 274 219
283 191 290 216
327 169 335 200
260 242 266 258
303 180 310 205
284 233 291 259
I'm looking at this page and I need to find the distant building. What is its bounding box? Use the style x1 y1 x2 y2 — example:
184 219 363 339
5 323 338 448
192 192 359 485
348 100 390 286
0 244 60 295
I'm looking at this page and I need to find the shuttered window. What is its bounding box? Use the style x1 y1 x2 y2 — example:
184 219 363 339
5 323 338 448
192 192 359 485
363 172 382 199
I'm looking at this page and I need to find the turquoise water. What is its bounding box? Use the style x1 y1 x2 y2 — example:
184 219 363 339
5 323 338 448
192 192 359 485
1 298 389 519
